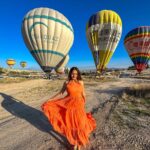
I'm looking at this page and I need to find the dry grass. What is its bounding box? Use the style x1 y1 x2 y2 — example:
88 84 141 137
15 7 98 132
124 84 150 99
0 77 34 84
82 76 118 83
111 84 150 129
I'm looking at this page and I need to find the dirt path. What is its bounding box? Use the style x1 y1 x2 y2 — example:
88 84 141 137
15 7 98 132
0 78 149 150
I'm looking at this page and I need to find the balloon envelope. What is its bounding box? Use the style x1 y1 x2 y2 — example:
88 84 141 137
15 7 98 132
6 59 16 68
86 10 122 72
124 26 150 73
20 61 27 68
22 7 74 73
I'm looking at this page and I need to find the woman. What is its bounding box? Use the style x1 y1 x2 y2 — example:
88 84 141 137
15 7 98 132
41 67 96 150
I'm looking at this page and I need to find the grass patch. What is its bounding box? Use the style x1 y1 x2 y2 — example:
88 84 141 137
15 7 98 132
112 91 150 129
128 108 150 116
83 76 118 83
125 84 150 98
0 77 34 83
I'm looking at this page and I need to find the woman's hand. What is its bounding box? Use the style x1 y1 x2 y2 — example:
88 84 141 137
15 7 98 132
42 81 67 104
43 99 53 104
46 99 52 102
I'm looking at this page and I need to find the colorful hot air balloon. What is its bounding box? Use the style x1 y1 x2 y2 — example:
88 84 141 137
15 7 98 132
22 7 74 73
124 26 150 73
20 61 27 68
86 10 122 72
6 59 16 68
55 55 69 74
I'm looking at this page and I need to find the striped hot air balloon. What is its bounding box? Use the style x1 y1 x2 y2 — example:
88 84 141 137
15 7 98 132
55 55 69 74
6 59 16 68
124 26 150 73
86 10 122 72
22 7 74 73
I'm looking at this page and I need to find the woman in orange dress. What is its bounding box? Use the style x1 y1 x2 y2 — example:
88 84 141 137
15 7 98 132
41 67 96 150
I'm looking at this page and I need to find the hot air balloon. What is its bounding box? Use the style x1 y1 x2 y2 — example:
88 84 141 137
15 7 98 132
55 55 69 74
6 59 16 68
20 61 27 68
22 7 74 74
124 26 150 73
86 10 122 73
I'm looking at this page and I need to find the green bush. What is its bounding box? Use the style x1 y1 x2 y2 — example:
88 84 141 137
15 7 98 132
0 67 5 74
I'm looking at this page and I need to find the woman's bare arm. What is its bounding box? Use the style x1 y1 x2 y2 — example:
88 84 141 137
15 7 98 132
47 81 67 102
79 80 86 100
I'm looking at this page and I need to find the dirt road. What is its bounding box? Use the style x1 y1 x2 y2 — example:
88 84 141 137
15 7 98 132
0 78 149 150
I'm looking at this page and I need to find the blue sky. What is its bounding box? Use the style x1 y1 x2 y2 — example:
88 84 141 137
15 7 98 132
0 0 150 70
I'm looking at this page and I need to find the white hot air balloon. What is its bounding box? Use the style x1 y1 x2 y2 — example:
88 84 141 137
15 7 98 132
22 7 74 73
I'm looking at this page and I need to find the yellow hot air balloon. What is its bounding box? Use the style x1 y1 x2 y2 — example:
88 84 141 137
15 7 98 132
86 10 122 72
20 61 27 68
6 59 16 68
55 55 69 74
22 7 74 74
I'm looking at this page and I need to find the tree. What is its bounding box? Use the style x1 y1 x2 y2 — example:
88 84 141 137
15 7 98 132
128 66 135 70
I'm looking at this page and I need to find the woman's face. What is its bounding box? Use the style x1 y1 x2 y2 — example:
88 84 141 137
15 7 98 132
71 69 78 80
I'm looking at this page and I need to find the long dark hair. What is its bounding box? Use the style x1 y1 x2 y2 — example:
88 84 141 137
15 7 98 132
68 67 82 81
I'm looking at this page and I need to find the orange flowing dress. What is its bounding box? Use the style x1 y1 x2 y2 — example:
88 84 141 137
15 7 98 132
41 80 96 147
